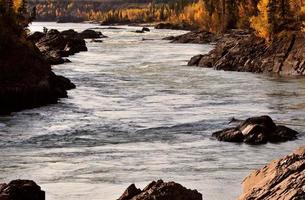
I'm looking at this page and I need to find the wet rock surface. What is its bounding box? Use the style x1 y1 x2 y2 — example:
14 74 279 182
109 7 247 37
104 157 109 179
79 29 107 39
28 29 106 65
0 180 45 200
213 116 299 144
118 180 202 200
239 146 305 200
188 30 305 75
163 30 218 44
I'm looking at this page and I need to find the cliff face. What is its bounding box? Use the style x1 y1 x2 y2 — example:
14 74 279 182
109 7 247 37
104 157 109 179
0 24 75 114
239 146 305 200
188 31 305 75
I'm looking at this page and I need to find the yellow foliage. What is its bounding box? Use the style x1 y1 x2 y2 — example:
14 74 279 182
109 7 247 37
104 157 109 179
250 0 271 40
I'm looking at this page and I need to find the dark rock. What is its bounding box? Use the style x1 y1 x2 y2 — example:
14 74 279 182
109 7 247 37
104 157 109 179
212 116 299 144
164 30 218 44
239 146 305 200
188 30 305 75
91 39 103 43
142 27 150 32
212 128 244 143
155 22 198 31
118 180 202 200
0 30 75 114
188 54 203 66
0 180 45 200
31 29 88 65
162 36 175 40
134 27 150 34
118 184 142 200
27 32 45 42
79 29 107 39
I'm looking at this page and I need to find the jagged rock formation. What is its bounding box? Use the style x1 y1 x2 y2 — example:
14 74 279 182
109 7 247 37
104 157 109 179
27 29 88 65
239 146 305 200
212 116 299 144
28 29 106 65
118 180 202 200
0 180 45 200
188 30 305 75
163 30 218 44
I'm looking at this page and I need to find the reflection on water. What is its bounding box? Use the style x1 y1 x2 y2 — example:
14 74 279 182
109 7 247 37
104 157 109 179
0 22 304 200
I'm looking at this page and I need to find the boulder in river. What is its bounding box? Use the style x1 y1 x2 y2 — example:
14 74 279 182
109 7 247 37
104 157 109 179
79 29 107 39
118 180 202 200
0 180 45 200
212 116 299 144
188 30 305 75
134 27 151 33
238 145 305 200
28 29 88 65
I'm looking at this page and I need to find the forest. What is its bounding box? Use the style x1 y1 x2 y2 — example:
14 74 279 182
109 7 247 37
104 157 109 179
26 0 305 40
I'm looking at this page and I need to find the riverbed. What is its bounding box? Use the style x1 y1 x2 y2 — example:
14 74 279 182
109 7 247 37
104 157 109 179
0 22 304 200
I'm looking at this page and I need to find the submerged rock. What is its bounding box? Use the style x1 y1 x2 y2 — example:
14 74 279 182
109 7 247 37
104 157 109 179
163 30 218 44
188 30 305 75
134 27 151 33
213 116 299 144
239 146 305 200
0 180 45 200
118 180 202 200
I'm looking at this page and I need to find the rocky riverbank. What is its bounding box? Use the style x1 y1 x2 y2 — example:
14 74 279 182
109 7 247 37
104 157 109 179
239 145 305 200
187 30 305 75
28 29 106 65
163 30 218 44
0 31 75 114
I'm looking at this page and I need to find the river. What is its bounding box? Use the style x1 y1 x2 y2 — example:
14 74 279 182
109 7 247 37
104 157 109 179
0 22 304 200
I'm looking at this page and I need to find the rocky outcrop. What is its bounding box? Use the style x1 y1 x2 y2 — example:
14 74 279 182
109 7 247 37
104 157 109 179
163 30 218 44
0 180 45 200
188 30 305 75
239 146 305 200
118 180 202 200
28 29 106 65
28 29 87 65
213 116 299 144
0 29 75 114
155 22 198 31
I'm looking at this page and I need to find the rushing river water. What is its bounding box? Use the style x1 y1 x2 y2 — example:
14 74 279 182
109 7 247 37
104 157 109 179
0 22 305 200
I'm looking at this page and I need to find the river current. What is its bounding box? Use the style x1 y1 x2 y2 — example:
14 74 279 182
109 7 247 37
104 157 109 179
0 22 304 200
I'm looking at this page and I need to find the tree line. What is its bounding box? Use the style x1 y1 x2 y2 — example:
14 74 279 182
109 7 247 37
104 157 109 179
0 0 35 36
